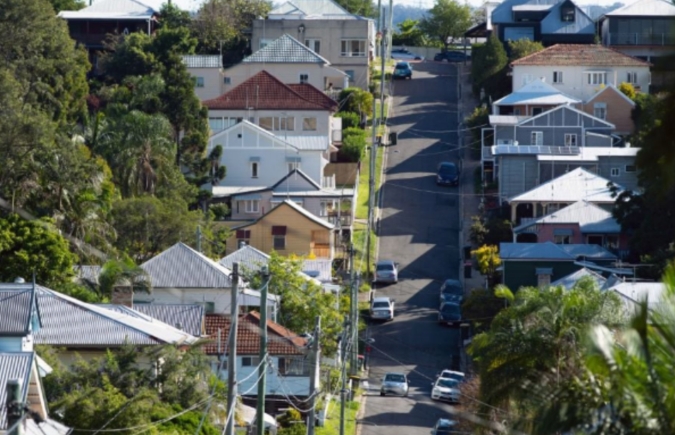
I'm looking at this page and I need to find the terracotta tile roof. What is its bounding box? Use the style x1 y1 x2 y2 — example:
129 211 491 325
287 84 338 111
511 44 651 67
204 312 307 356
203 71 336 111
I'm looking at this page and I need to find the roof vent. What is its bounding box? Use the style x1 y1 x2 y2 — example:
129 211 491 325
14 277 25 283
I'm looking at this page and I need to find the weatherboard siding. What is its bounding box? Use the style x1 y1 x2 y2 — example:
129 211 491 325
582 88 635 134
499 156 539 200
188 66 225 101
222 63 346 94
597 156 639 190
503 260 581 290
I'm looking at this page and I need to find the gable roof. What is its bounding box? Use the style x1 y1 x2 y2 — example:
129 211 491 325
58 0 159 19
518 104 615 128
204 312 307 355
269 0 355 17
287 84 338 110
511 44 651 67
509 167 622 203
141 242 235 288
0 352 33 430
493 78 581 107
500 242 617 261
233 200 334 231
99 304 205 337
203 71 336 111
585 84 636 106
219 245 270 272
271 168 322 191
513 200 622 233
609 281 668 309
182 55 223 69
244 34 330 65
551 267 607 290
491 0 560 23
0 287 36 336
604 0 675 16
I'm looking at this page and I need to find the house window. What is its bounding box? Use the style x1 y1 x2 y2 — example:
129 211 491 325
341 40 366 57
288 161 300 172
587 72 607 85
272 226 286 250
605 235 619 250
209 117 241 132
305 39 321 54
260 117 295 131
594 103 607 120
553 71 563 83
564 133 577 147
610 167 620 177
303 117 317 131
536 268 552 287
554 235 571 244
236 229 251 248
625 165 636 173
345 70 355 82
513 108 521 115
278 357 310 376
243 200 259 214
531 131 543 145
224 77 231 85
242 356 261 367
561 6 575 22
259 39 272 49
299 73 309 84
626 72 638 84
532 108 543 116
194 77 205 88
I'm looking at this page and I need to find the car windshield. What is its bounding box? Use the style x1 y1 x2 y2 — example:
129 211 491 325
443 372 465 381
376 263 394 271
395 63 408 69
373 301 389 308
441 304 460 314
437 379 459 389
385 374 405 383
441 284 462 295
439 164 457 176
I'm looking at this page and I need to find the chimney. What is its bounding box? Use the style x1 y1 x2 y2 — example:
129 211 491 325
6 379 24 435
111 286 133 308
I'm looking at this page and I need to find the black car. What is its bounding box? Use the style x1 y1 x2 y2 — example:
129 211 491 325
433 51 470 62
440 278 464 304
438 302 462 326
436 161 459 186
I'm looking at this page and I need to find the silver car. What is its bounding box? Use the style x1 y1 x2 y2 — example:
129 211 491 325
430 377 460 402
370 296 395 321
374 260 398 284
380 372 409 396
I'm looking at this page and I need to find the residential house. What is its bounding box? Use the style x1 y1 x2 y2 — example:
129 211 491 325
511 44 652 99
499 242 618 290
136 242 280 316
251 0 375 89
512 200 629 257
608 281 668 313
598 0 675 90
491 78 582 116
58 0 159 72
97 304 205 337
225 200 335 261
580 85 636 135
182 55 225 101
219 34 348 100
205 312 317 412
507 167 628 224
489 0 595 46
550 267 608 289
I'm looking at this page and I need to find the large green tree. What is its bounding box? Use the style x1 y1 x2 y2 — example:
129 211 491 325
419 0 472 48
392 19 427 47
471 34 508 99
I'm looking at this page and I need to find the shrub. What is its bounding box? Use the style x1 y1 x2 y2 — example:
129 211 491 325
465 105 490 147
335 111 360 129
209 203 230 220
338 87 374 115
343 126 366 140
340 133 366 162
618 82 636 100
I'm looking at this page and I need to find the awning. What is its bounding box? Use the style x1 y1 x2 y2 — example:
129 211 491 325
235 194 262 200
249 156 261 162
553 229 573 236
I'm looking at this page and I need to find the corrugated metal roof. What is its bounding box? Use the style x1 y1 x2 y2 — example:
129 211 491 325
32 286 198 346
500 242 616 261
269 0 352 17
0 352 32 429
493 80 581 106
219 245 270 272
558 244 617 260
489 115 527 125
182 55 223 68
244 35 329 64
211 186 265 198
141 242 235 288
610 282 667 309
0 289 33 336
540 0 595 35
509 167 622 203
514 200 621 233
605 0 675 16
58 0 158 19
492 0 560 23
551 268 607 290
284 135 329 150
536 146 637 161
26 419 71 435
133 304 204 336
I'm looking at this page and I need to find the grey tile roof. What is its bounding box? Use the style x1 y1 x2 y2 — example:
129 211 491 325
551 268 607 290
513 200 621 234
133 304 204 336
0 288 34 336
0 352 33 429
500 242 617 261
182 55 223 68
141 242 235 289
509 167 622 203
244 34 329 64
604 0 675 16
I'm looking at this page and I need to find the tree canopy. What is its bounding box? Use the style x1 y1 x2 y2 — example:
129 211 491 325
419 0 472 47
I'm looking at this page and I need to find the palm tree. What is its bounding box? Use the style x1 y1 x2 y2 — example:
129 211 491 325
99 258 151 299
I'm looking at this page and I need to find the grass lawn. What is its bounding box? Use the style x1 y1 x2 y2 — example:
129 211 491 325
355 145 384 220
351 222 376 276
316 398 360 435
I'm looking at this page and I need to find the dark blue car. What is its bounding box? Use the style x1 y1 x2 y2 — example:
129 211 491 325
436 161 459 186
393 62 413 79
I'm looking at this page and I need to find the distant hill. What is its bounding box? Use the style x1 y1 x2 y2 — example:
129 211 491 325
390 4 427 26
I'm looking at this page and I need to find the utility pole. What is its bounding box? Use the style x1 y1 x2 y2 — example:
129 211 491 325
376 0 382 56
379 8 387 125
349 272 360 376
307 316 321 435
226 263 239 435
366 96 377 279
339 316 350 435
256 265 271 435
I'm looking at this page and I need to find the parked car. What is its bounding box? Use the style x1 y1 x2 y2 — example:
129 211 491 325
438 302 462 326
430 377 461 402
391 48 424 61
430 418 459 435
436 162 459 186
439 278 464 304
393 61 413 79
433 51 470 62
370 296 395 321
380 372 409 396
436 369 465 383
374 260 399 284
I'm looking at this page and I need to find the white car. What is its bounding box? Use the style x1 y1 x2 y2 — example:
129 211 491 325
380 372 409 396
374 260 398 284
390 48 424 61
370 296 395 321
436 369 465 383
430 377 461 403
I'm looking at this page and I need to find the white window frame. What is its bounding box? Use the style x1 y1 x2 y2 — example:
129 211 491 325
587 71 607 85
593 102 607 120
537 273 551 287
299 73 309 84
626 71 638 84
564 133 577 147
242 356 261 367
531 131 543 146
194 76 205 88
305 39 320 54
554 234 571 244
610 167 620 177
303 117 317 131
259 39 272 49
251 162 259 178
341 39 366 57
553 71 563 84
243 200 259 214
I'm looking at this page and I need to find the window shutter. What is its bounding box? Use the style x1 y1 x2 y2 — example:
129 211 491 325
236 229 251 238
272 226 287 236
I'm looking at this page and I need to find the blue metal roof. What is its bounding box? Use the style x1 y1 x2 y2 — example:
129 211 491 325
500 242 617 261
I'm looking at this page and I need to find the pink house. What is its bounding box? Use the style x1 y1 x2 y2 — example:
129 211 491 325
513 200 629 258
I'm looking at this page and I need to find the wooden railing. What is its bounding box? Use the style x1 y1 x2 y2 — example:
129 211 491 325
310 244 332 259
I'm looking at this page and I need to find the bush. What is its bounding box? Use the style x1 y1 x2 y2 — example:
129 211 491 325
343 127 366 140
340 133 367 162
209 203 230 220
335 111 360 129
619 82 636 100
338 87 374 115
465 105 490 147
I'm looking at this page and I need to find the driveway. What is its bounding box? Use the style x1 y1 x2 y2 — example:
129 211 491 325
360 61 462 435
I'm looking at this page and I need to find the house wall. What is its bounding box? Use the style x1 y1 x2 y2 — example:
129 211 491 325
219 355 311 396
537 161 597 183
585 133 613 147
581 89 635 134
231 194 338 224
222 62 348 95
208 109 332 138
503 260 581 290
601 16 675 59
188 67 225 101
498 155 538 200
226 205 333 258
251 19 372 89
512 65 651 100
597 156 639 190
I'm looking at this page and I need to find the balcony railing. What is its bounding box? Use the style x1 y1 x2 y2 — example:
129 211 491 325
326 213 352 227
310 243 332 259
608 32 675 46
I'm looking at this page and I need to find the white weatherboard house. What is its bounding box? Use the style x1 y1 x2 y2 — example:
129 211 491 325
511 43 652 100
182 55 225 101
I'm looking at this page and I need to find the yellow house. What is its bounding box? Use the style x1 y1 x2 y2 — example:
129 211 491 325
227 200 334 259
